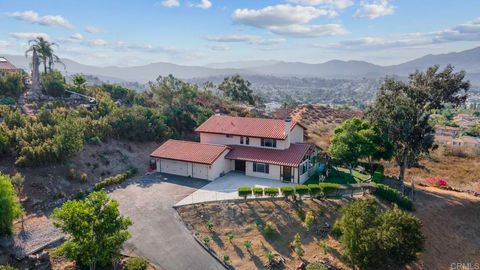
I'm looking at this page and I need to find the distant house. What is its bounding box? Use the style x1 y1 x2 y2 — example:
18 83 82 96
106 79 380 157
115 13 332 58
453 114 479 127
150 115 320 183
452 136 480 148
435 125 461 137
0 57 21 77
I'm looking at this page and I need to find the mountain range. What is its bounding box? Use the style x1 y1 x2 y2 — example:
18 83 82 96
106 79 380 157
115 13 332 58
3 46 480 85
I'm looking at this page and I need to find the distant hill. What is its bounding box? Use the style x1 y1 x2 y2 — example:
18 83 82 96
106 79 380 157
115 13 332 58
3 46 480 84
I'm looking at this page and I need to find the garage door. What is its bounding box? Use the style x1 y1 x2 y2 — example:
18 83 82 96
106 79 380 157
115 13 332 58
192 164 209 180
160 159 189 177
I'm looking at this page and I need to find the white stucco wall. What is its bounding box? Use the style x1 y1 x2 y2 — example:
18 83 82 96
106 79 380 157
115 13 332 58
208 150 231 180
200 133 289 149
290 125 305 143
245 161 281 180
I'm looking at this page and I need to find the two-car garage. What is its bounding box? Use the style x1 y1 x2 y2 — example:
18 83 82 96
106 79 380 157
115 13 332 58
150 140 230 181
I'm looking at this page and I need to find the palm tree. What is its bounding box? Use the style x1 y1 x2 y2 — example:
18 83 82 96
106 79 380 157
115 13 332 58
25 37 63 73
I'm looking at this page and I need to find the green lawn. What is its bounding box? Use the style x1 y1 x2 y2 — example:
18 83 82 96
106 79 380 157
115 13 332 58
305 167 371 185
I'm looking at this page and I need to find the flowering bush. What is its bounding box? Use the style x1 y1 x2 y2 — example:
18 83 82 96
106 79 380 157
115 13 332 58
424 176 449 187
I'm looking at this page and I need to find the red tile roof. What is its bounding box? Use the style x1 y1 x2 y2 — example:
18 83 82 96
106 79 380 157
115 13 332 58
0 57 18 70
195 115 305 140
225 143 314 167
150 139 230 165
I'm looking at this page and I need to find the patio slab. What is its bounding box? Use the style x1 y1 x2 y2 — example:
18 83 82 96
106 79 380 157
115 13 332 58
174 171 293 206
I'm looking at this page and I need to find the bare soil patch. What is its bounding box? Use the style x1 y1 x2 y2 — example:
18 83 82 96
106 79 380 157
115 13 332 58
177 199 351 270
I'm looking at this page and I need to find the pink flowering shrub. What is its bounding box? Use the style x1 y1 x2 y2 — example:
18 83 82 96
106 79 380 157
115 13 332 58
424 176 449 187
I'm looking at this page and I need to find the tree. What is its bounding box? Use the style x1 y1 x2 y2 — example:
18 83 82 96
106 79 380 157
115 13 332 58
293 233 304 257
72 74 87 93
0 173 22 235
51 190 132 270
218 75 256 105
366 65 469 192
41 70 66 96
333 199 424 269
25 37 63 73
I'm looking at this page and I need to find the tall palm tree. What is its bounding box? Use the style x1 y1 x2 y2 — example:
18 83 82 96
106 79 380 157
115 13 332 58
25 37 63 73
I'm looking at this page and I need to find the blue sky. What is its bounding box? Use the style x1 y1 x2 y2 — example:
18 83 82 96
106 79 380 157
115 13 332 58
1 0 479 66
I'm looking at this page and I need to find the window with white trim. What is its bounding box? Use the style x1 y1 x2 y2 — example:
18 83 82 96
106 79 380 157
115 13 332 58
253 162 269 173
261 138 277 148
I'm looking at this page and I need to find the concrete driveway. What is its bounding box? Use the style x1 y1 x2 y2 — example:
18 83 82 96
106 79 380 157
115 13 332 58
175 172 293 206
109 173 225 270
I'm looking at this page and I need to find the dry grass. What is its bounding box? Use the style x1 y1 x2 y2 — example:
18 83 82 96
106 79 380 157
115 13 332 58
383 147 480 191
177 199 350 270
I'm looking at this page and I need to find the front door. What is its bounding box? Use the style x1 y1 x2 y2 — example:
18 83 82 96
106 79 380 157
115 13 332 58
235 160 246 172
283 166 292 182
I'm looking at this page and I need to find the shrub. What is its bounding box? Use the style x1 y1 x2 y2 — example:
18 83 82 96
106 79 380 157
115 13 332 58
306 263 328 270
265 251 274 262
294 185 310 199
333 199 424 269
42 70 65 97
293 233 304 257
318 183 340 196
124 257 148 270
264 187 279 197
238 187 252 199
374 184 414 211
94 168 137 190
424 176 448 187
308 184 321 197
372 166 384 183
244 240 252 253
87 136 102 145
203 236 210 247
304 210 315 231
80 172 88 183
206 221 214 231
252 187 264 197
0 174 22 235
264 221 276 237
0 265 17 270
0 96 15 105
226 232 234 242
223 254 230 263
296 208 306 221
280 186 294 198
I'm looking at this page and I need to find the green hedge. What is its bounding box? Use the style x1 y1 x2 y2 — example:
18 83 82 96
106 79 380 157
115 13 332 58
318 183 340 195
94 168 137 190
307 184 321 196
264 187 279 197
280 186 294 197
238 187 252 198
294 184 309 195
374 184 414 211
253 187 264 196
372 166 384 183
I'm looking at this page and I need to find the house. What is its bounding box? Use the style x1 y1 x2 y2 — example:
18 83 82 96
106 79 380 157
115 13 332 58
434 125 461 137
452 136 480 149
0 57 21 77
150 115 320 183
453 114 479 127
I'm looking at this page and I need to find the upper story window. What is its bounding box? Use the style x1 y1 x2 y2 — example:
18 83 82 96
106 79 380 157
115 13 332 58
261 138 277 148
226 134 232 138
240 136 244 144
246 137 250 145
253 162 269 173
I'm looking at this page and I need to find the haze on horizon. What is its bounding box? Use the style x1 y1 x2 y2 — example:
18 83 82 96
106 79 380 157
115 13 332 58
1 0 479 67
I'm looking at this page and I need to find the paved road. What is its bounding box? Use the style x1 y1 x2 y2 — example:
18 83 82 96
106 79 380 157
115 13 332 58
109 173 225 270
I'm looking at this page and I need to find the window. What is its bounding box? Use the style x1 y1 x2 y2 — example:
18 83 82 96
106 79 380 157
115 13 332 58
253 162 269 173
226 134 232 138
301 163 308 175
261 138 277 148
246 137 250 145
240 136 244 144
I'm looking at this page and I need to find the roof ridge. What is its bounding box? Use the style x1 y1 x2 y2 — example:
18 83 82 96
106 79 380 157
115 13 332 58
167 139 228 148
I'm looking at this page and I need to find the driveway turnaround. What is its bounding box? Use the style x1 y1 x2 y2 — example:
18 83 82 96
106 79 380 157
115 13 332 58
175 171 294 206
109 173 225 270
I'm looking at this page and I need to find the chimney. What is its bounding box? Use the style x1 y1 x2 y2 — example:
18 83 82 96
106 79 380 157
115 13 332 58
284 116 291 138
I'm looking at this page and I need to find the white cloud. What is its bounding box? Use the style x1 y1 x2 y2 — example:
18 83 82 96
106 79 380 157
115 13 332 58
196 0 212 9
288 0 353 9
354 0 395 19
206 34 286 45
85 26 101 33
70 33 84 40
269 24 348 37
89 39 108 46
322 17 480 50
161 0 180 7
233 4 336 28
9 32 50 40
232 4 344 38
5 10 72 28
209 45 229 51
